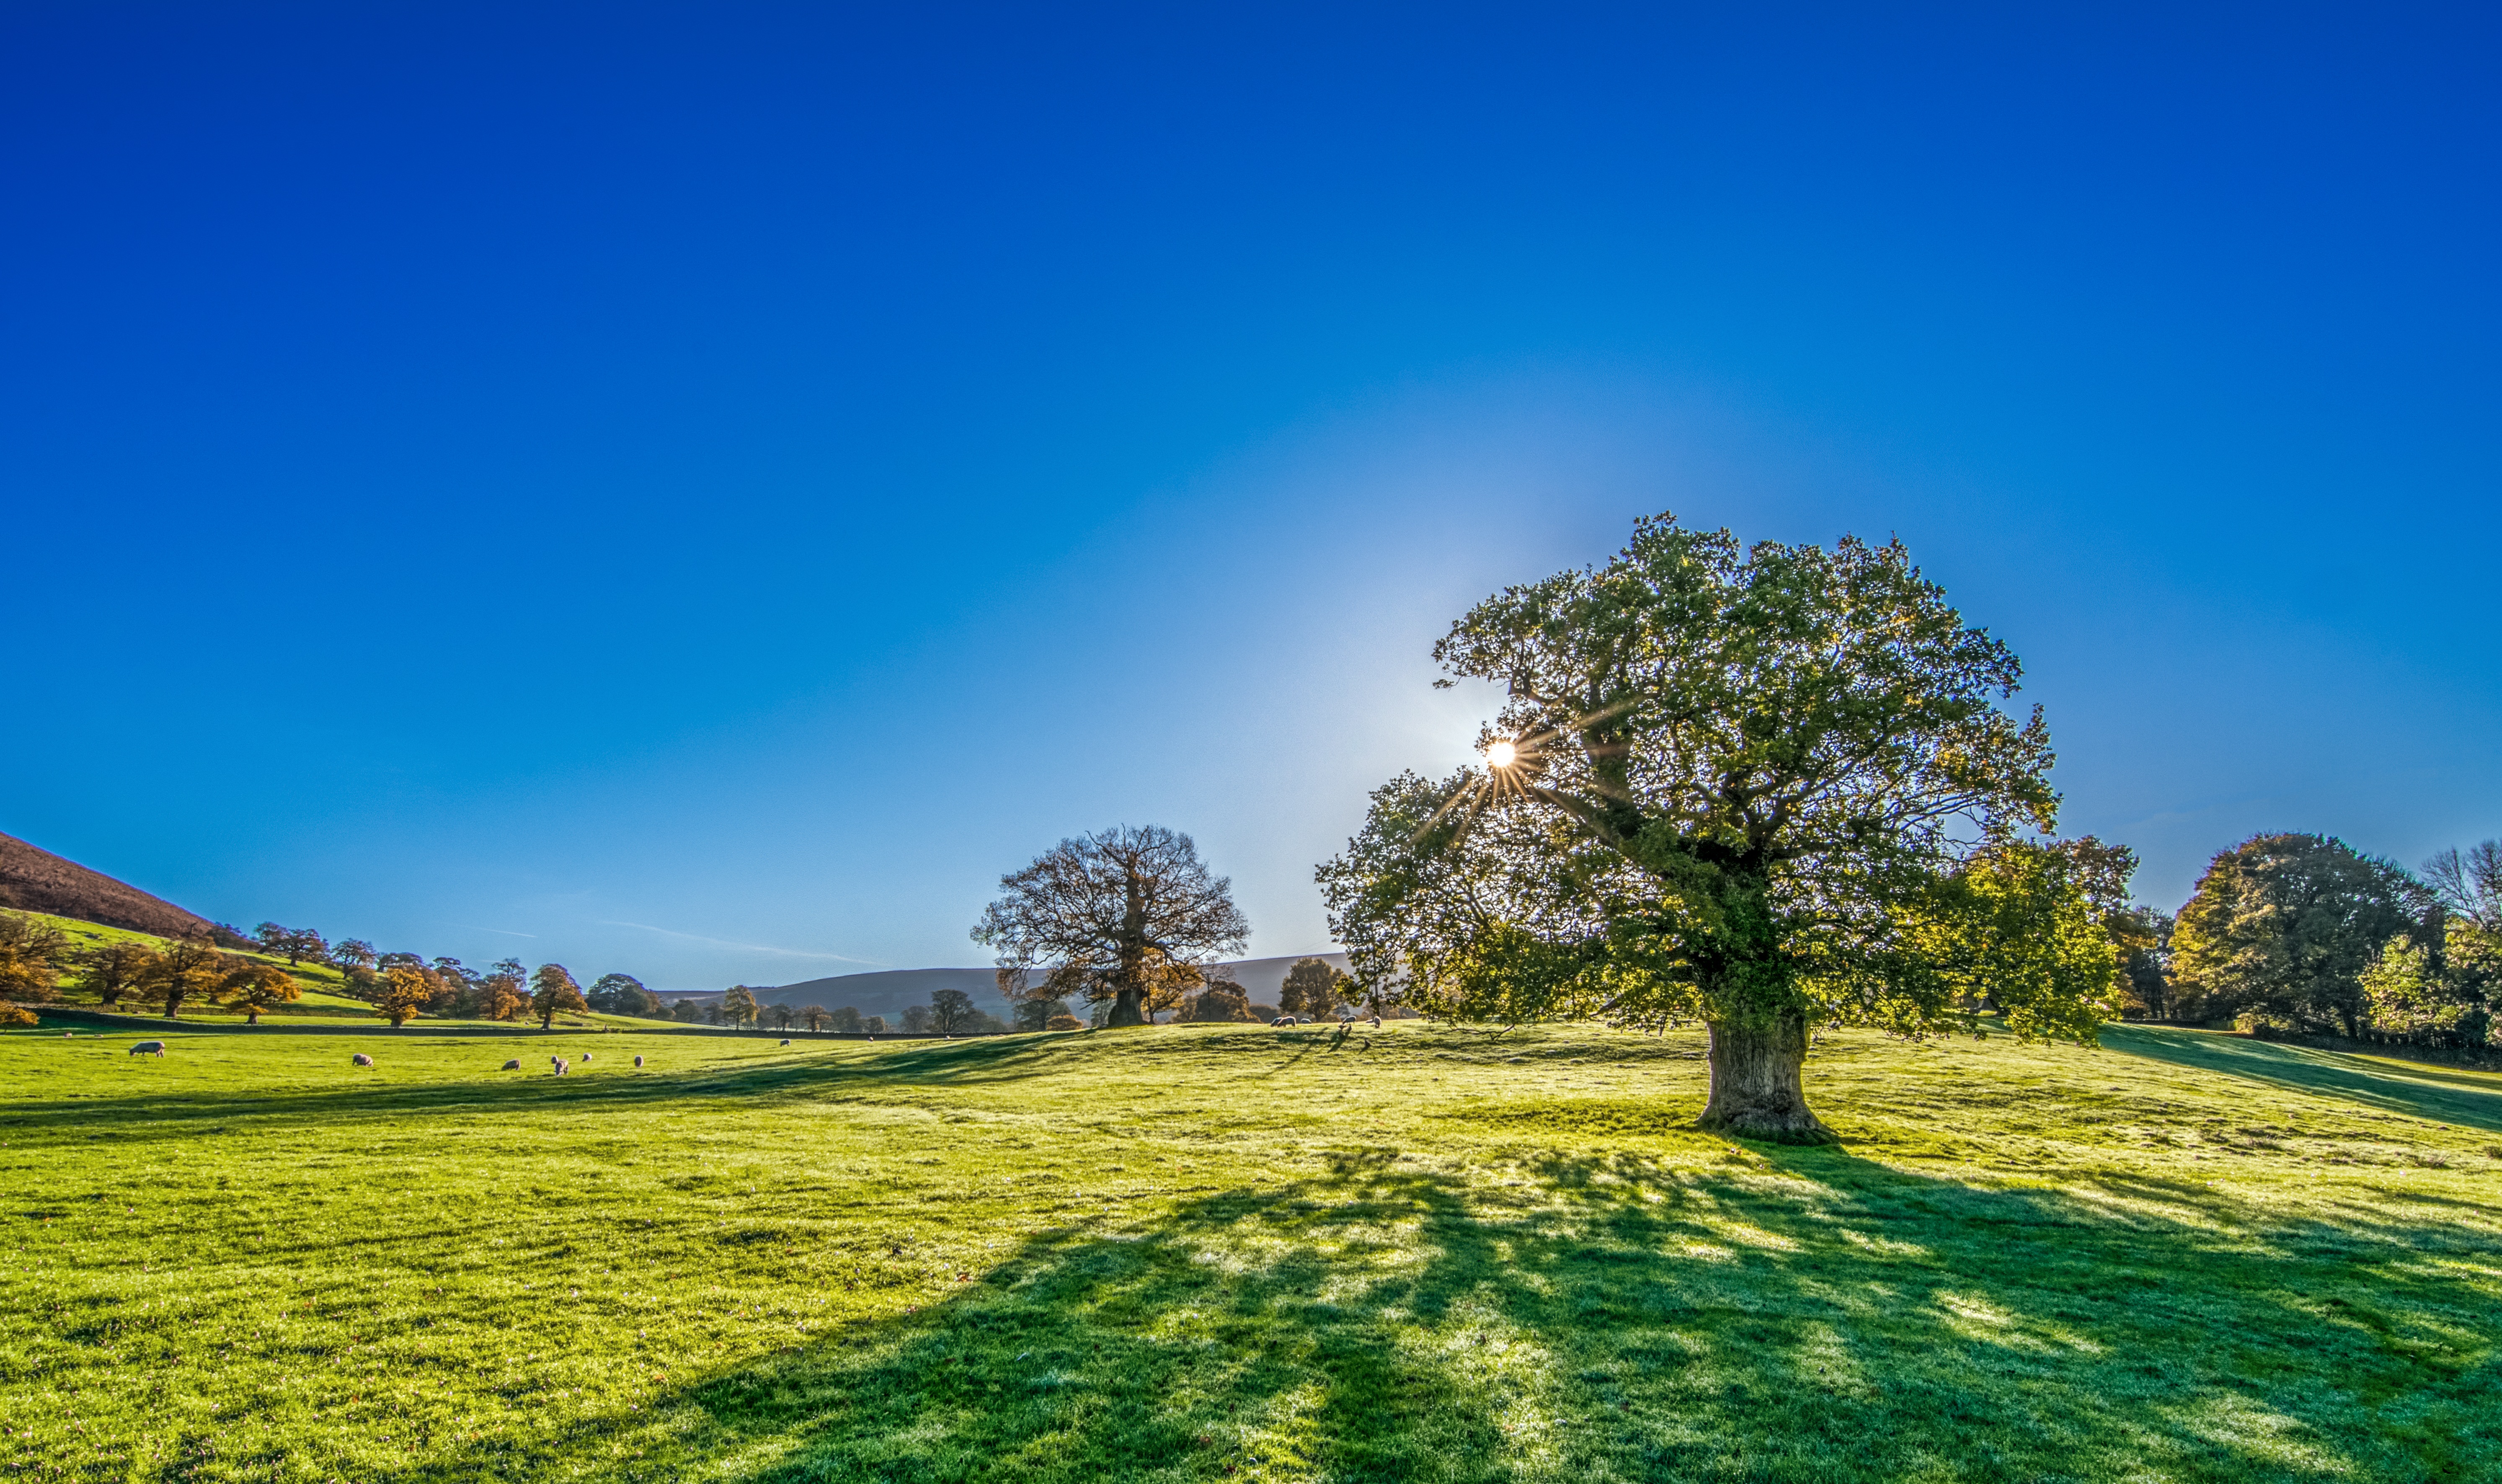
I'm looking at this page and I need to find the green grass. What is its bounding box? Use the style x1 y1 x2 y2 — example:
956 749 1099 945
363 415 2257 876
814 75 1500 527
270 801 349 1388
16 911 677 1032
4 1018 2498 1483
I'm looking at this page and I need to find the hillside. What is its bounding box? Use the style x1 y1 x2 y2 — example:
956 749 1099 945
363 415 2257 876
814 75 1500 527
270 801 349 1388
0 828 216 939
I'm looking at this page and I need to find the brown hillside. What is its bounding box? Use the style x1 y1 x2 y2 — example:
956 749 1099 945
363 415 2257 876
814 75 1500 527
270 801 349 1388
0 829 215 939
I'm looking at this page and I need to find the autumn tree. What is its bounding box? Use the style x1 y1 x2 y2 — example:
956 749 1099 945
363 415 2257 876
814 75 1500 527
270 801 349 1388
140 941 230 1019
1185 979 1255 1022
768 1002 796 1032
720 985 761 1028
531 964 589 1029
1320 513 2115 1143
800 1004 831 1033
219 963 301 1024
1278 958 1347 1019
975 825 1250 1028
374 965 435 1027
253 923 327 966
0 913 72 1003
80 940 156 1009
2169 834 2421 1036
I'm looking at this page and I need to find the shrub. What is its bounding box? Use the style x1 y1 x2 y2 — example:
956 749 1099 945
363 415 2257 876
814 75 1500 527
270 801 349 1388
1043 1014 1083 1031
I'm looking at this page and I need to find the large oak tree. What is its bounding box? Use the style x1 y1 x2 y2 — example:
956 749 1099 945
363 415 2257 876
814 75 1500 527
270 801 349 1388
1319 513 2118 1143
975 825 1249 1027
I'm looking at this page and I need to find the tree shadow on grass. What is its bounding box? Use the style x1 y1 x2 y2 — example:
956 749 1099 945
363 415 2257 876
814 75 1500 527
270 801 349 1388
2104 1025 2502 1132
389 1143 2497 1484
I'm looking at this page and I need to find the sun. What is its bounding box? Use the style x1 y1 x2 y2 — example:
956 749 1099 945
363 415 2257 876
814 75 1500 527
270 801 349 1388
1484 739 1518 769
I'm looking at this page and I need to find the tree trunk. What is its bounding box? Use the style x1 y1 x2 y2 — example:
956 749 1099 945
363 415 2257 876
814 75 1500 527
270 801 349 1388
1105 988 1148 1027
1697 1012 1836 1144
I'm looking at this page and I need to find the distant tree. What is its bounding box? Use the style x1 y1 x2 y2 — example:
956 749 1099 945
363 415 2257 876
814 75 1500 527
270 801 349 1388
374 965 434 1027
1276 958 1338 1018
720 985 761 1028
830 1005 864 1034
1249 1002 1279 1021
590 973 658 1015
2170 834 2422 1035
1012 997 1072 1032
929 988 980 1035
975 824 1250 1028
768 1002 797 1032
530 964 589 1029
253 922 289 957
1043 1014 1084 1031
0 913 72 1003
80 940 155 1009
141 941 230 1019
862 1014 889 1035
2425 841 2502 932
0 1005 35 1027
218 963 301 1024
900 1004 933 1033
669 999 705 1023
329 939 377 973
377 950 425 973
254 923 328 966
1184 980 1255 1022
702 1001 725 1026
2107 906 2174 1019
481 971 530 1022
800 1004 831 1033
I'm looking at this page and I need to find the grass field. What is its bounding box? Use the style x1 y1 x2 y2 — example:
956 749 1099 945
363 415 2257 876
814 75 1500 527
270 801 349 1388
4 1017 2498 1483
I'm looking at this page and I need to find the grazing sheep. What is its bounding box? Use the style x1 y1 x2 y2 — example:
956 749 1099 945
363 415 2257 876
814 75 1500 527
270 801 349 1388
633 1054 644 1067
502 1058 522 1071
351 1052 374 1067
553 1058 569 1076
128 1040 165 1057
550 1054 563 1066
780 1038 791 1046
580 1053 591 1062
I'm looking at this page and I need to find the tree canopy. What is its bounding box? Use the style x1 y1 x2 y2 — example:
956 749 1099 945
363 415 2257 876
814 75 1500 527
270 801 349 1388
974 825 1249 1027
1319 513 2114 1142
531 964 588 1029
2169 834 2423 1037
0 912 71 1003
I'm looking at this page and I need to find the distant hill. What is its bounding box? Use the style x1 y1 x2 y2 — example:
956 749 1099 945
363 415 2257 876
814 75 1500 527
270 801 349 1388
0 829 217 939
755 953 1352 1019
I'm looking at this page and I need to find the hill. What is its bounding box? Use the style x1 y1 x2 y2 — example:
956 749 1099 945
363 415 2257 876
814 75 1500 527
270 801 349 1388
757 953 1352 1019
0 828 216 939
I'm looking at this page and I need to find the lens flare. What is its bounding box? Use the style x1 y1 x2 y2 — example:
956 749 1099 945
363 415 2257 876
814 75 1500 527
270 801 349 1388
1485 739 1518 769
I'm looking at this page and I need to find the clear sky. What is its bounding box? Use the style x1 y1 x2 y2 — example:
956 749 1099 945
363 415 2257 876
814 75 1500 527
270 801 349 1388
4 4 2495 991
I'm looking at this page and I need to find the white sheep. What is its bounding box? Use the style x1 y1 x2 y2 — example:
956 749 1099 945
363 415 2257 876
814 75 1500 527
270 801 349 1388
351 1052 375 1068
553 1058 569 1076
633 1054 644 1067
502 1058 522 1071
128 1040 165 1057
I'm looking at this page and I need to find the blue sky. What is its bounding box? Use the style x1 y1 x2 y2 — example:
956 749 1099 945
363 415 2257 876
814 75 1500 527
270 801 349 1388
4 4 2495 989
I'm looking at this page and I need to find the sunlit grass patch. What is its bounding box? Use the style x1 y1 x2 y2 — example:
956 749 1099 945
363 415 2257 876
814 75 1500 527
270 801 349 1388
2 1018 2497 1480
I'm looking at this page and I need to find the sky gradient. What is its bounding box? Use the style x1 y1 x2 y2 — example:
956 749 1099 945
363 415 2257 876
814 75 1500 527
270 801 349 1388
4 3 2496 989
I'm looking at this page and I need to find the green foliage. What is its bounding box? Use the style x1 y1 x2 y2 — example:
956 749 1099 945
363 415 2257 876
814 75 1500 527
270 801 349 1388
1013 997 1073 1032
2171 834 2423 1036
589 973 659 1015
928 988 981 1035
1 1021 2497 1481
1322 513 2080 1048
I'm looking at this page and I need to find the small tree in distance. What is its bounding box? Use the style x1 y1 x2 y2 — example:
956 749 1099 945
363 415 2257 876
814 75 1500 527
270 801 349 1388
81 940 155 1008
768 1002 796 1032
929 988 981 1035
142 941 229 1019
830 1005 863 1033
1013 997 1072 1032
374 965 433 1027
720 985 761 1028
974 824 1250 1028
531 964 589 1029
219 963 300 1023
800 1004 830 1033
900 1004 933 1033
0 913 71 1003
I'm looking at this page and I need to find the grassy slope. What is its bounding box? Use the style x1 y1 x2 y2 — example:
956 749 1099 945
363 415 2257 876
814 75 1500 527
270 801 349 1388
3 1019 2497 1484
15 910 674 1032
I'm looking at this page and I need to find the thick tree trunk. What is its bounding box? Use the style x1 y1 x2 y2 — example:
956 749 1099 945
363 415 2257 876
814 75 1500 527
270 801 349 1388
1697 1012 1836 1144
1104 987 1148 1027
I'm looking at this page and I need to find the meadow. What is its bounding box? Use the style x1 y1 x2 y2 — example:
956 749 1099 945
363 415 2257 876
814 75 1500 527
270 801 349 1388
3 1017 2497 1483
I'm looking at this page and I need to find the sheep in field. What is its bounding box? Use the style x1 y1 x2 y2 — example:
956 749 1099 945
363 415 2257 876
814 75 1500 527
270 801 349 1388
581 1053 592 1062
351 1052 374 1067
633 1054 644 1067
502 1058 522 1071
780 1038 791 1046
128 1040 165 1057
553 1058 570 1076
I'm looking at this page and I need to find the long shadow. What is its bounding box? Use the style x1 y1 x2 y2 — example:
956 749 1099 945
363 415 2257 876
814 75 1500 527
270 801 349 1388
0 1032 1093 1138
2104 1024 2502 1131
381 1143 2497 1484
